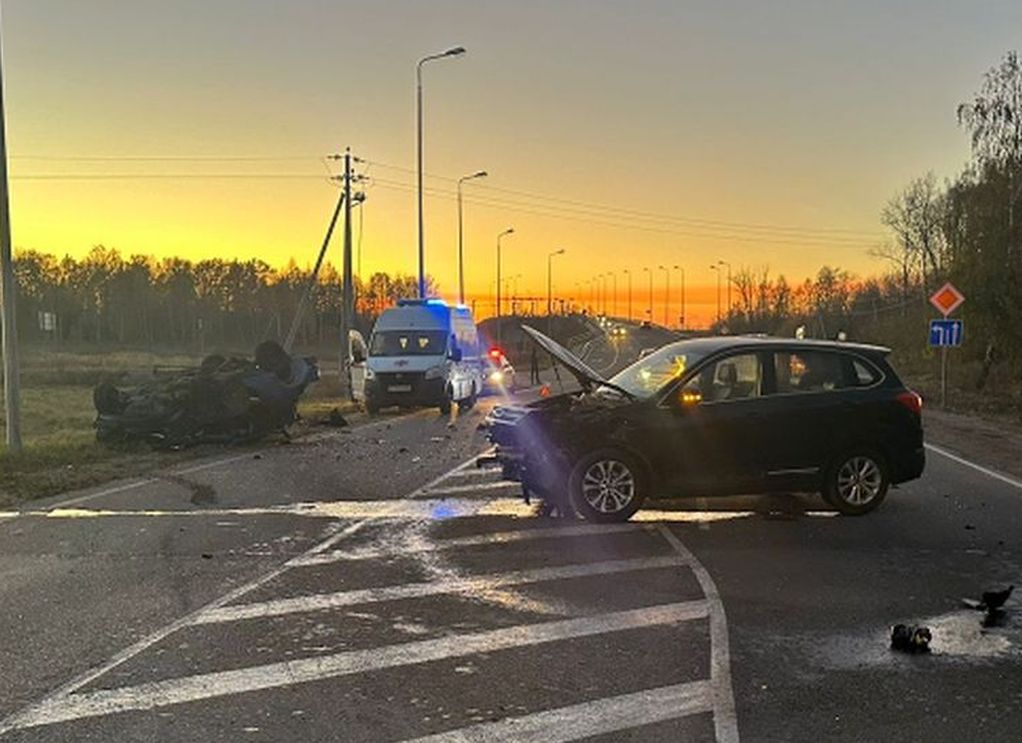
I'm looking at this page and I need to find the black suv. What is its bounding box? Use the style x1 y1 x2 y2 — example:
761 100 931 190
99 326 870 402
486 327 925 522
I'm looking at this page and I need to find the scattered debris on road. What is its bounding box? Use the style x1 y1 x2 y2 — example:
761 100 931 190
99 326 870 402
890 623 933 653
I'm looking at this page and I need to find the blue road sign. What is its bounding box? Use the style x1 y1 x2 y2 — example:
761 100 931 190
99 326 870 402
929 318 963 347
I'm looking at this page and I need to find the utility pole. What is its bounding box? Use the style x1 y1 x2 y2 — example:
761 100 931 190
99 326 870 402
621 269 629 324
643 267 653 321
659 265 669 327
611 272 618 319
0 21 19 452
674 265 684 329
340 149 355 396
457 170 486 305
718 260 732 320
710 264 721 326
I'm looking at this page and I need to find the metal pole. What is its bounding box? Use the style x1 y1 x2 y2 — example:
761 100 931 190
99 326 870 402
341 149 354 397
612 272 618 318
659 265 669 327
457 177 464 304
676 266 685 329
941 345 948 409
0 22 20 451
416 60 425 298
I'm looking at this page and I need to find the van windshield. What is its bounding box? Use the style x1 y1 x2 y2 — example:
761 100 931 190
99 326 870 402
370 330 448 357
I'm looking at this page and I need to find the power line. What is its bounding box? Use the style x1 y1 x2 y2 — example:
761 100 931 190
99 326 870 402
362 158 883 240
10 155 321 162
368 178 876 249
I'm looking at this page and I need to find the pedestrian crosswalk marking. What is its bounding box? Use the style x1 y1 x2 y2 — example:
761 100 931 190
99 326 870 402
1 602 709 731
195 555 691 625
401 680 713 743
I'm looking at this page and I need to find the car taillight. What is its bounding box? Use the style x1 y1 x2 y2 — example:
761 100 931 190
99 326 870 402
896 390 923 415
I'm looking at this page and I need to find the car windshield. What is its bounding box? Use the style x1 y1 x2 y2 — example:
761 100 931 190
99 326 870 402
604 342 710 400
369 330 447 357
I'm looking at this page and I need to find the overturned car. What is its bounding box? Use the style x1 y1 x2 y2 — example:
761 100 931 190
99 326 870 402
93 341 319 447
485 326 924 522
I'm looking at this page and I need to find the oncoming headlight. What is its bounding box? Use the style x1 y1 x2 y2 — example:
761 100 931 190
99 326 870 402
490 371 504 383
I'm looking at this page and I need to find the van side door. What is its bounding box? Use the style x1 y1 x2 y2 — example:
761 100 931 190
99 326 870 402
348 330 367 402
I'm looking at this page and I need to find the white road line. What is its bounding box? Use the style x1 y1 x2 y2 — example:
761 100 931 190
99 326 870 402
0 517 377 737
0 446 484 736
445 467 503 479
23 411 428 513
419 480 521 497
925 442 1022 491
401 680 713 743
290 522 644 566
194 555 691 625
2 602 709 731
658 525 740 743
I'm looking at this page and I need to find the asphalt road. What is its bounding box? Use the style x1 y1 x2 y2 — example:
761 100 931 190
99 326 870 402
1 323 1020 742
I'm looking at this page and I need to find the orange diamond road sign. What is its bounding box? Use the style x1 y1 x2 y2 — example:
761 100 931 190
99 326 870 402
929 282 965 317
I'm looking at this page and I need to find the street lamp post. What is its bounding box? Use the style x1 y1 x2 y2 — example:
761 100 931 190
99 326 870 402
643 267 653 321
674 265 685 329
658 265 670 327
547 249 565 316
709 264 722 326
416 46 466 298
495 227 514 345
717 260 732 319
611 272 618 319
623 269 632 322
456 170 487 304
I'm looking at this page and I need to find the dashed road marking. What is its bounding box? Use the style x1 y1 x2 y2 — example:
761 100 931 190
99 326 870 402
1 602 708 731
417 480 521 497
193 555 691 625
401 680 713 743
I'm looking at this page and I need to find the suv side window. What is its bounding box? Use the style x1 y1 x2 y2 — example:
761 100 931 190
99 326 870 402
773 350 845 393
850 357 882 387
691 353 763 403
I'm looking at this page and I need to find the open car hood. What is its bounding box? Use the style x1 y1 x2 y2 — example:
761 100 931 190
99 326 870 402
521 325 608 391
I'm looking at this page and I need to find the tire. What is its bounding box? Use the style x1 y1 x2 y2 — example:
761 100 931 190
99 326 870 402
364 398 380 415
822 449 889 515
439 389 452 415
568 448 647 523
461 384 478 411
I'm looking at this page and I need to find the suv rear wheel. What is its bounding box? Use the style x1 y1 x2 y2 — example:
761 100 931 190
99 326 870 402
823 450 889 515
568 449 647 523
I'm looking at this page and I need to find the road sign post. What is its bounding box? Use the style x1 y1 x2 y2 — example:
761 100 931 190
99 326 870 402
929 283 966 410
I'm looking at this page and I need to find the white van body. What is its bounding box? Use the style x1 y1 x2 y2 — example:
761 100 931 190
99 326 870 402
349 299 484 413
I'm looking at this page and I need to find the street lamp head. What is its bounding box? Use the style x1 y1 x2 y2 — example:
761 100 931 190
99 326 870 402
555 248 566 256
474 170 488 178
445 46 467 56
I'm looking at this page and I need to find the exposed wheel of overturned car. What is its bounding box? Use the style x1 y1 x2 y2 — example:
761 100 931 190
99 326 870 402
568 448 647 523
822 448 890 515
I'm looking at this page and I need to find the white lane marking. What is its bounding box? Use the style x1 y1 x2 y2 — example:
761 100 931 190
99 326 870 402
658 525 740 743
419 480 521 497
445 467 502 479
925 442 1022 491
0 446 485 736
3 602 709 731
194 555 691 625
24 411 428 513
0 517 376 737
401 680 713 743
290 522 643 566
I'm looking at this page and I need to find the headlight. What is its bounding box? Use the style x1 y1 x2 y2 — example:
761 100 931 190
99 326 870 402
490 371 504 382
424 364 446 380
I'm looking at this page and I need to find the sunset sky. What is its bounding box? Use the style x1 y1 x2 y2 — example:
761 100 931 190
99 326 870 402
4 0 1020 326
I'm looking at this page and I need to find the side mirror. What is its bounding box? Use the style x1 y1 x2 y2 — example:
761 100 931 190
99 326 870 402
448 347 463 363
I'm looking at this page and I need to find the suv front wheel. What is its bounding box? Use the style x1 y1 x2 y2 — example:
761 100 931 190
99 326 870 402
823 450 889 515
568 449 647 523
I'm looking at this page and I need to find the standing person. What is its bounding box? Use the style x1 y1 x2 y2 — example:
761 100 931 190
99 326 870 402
530 343 541 386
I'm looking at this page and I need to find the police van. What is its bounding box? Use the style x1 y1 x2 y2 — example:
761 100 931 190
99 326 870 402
349 299 484 414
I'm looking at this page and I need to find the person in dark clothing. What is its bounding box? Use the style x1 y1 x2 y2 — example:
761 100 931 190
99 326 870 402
529 343 541 386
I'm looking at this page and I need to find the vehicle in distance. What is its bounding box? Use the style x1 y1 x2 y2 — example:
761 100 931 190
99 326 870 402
609 325 627 338
640 319 653 329
485 327 924 522
483 347 516 394
349 299 483 414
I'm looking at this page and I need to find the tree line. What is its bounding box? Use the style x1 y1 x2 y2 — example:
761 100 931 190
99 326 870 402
12 245 435 350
